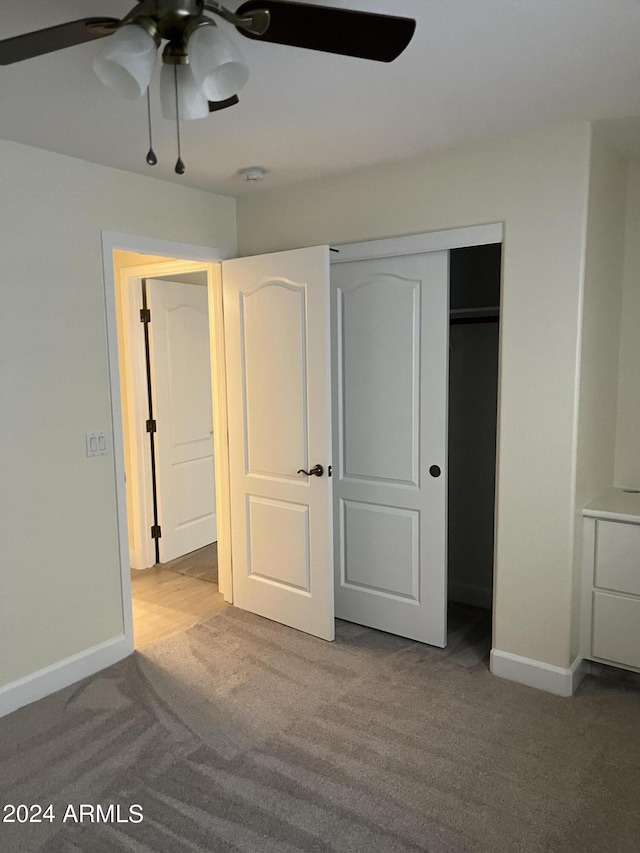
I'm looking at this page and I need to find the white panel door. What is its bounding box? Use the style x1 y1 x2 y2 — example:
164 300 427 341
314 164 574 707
223 247 334 641
332 251 449 645
148 279 217 563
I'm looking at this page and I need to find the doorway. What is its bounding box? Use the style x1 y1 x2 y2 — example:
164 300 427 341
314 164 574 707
141 273 217 566
102 233 233 651
115 256 230 647
447 243 501 652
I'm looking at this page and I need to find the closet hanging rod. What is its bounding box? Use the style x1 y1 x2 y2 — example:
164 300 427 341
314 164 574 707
449 305 499 325
450 306 499 316
450 315 500 326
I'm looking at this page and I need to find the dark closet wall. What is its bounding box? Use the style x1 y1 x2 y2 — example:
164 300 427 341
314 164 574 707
448 244 501 609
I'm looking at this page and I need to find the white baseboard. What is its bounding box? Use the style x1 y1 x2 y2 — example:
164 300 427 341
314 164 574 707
448 581 492 610
0 635 133 719
490 648 589 697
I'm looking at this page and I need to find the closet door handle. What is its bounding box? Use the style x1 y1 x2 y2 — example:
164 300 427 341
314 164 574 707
297 464 324 477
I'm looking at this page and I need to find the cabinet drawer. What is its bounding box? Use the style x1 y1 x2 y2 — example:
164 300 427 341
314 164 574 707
592 591 640 669
595 520 640 595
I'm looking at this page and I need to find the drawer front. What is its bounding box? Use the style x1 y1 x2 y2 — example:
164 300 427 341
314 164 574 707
595 520 640 596
592 591 640 669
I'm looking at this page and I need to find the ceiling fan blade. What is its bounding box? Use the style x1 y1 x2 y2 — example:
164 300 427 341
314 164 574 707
209 94 240 112
235 1 415 62
0 18 120 66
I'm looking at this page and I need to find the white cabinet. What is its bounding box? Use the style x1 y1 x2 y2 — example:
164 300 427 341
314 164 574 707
582 489 640 672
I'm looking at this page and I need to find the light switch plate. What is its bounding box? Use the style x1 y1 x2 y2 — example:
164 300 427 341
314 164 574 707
86 432 108 457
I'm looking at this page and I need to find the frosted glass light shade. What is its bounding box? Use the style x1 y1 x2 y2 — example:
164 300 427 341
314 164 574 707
93 25 157 100
188 23 249 101
160 63 209 121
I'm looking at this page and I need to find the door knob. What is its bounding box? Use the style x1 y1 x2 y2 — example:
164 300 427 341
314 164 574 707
297 464 324 477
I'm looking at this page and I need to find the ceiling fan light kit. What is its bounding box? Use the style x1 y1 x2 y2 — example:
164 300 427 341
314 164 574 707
93 23 159 100
160 62 210 120
188 22 250 101
0 1 416 175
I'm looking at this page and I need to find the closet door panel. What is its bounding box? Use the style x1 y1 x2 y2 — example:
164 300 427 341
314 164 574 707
332 251 448 646
341 275 419 485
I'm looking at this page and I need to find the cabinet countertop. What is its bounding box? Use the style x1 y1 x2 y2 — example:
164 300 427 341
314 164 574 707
583 488 640 523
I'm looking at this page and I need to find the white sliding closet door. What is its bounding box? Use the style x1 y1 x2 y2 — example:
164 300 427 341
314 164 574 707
222 247 334 641
332 251 449 646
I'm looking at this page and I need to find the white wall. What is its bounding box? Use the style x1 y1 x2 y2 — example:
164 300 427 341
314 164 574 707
572 132 628 657
0 140 236 688
238 122 592 669
615 160 640 488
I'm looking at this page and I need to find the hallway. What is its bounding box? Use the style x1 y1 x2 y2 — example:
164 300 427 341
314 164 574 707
130 559 227 647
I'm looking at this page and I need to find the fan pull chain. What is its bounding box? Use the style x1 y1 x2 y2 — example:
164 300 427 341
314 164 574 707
145 88 158 166
174 66 185 175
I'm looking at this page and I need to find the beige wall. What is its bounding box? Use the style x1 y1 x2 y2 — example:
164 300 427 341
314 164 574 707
0 141 236 687
572 133 628 657
615 160 640 488
238 122 592 669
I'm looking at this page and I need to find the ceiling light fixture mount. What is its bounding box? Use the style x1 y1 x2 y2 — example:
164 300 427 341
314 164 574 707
0 1 416 176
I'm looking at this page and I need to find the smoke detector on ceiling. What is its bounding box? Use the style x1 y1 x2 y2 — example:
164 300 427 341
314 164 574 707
238 166 268 181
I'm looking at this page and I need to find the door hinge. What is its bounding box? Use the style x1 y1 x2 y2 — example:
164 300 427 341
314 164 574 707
146 419 156 433
140 308 151 323
151 525 162 540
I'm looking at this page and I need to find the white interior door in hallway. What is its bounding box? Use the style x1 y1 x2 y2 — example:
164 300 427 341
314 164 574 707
222 247 334 641
331 251 449 646
148 278 217 563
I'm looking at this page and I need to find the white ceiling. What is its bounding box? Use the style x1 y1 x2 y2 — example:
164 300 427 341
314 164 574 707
3 0 640 196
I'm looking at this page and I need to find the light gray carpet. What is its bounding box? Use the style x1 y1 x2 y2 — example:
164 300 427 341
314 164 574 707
1 606 639 852
161 542 218 584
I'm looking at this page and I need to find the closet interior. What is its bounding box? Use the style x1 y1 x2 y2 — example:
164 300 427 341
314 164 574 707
447 244 502 617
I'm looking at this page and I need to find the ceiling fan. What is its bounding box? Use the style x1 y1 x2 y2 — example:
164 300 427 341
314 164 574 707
0 1 416 173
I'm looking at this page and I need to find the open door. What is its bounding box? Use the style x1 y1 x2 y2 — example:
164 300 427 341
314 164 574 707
331 251 449 646
147 278 217 563
222 246 334 641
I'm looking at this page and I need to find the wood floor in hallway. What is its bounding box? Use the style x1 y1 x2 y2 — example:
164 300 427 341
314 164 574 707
131 566 228 648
